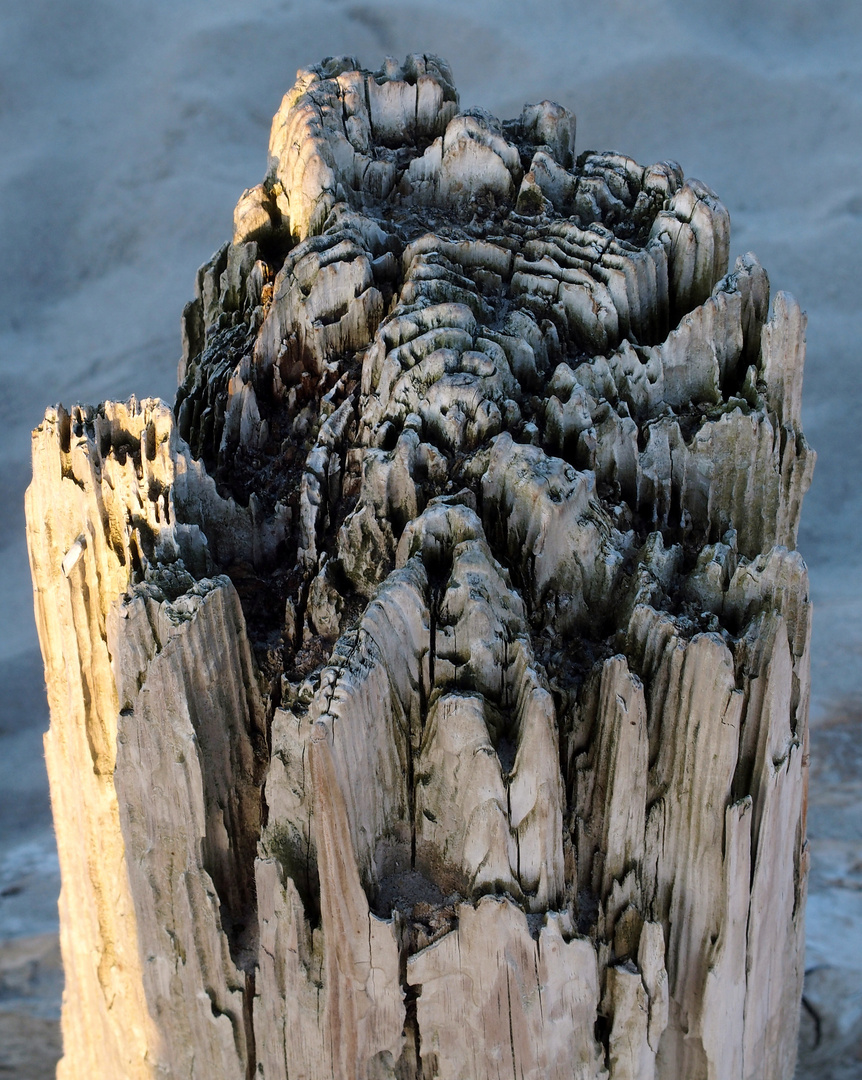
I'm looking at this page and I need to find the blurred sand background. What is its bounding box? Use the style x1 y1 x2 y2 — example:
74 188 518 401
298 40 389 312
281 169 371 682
1 1 860 1074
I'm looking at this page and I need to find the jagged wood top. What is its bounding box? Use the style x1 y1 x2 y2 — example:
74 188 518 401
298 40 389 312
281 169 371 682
169 51 811 670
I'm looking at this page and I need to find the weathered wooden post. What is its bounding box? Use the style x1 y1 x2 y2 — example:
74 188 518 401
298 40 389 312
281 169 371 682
27 53 813 1079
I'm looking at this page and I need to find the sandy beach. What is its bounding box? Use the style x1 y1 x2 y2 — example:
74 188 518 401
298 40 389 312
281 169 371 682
1 2 860 1074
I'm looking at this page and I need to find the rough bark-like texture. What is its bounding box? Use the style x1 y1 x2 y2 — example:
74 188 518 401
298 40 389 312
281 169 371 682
27 53 814 1079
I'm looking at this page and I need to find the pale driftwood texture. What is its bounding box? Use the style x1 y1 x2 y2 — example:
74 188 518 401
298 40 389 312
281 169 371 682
27 54 814 1079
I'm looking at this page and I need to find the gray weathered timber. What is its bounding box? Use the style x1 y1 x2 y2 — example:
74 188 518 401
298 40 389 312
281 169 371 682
26 53 813 1080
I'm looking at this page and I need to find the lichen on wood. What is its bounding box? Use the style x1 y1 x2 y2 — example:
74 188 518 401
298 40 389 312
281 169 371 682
27 52 814 1079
